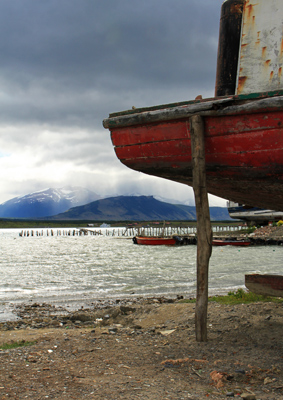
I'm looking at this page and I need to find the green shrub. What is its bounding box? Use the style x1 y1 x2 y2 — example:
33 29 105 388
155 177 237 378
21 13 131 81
178 289 283 305
211 288 283 304
0 340 36 350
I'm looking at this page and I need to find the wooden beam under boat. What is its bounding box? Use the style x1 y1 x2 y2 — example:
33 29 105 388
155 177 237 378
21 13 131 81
245 274 283 297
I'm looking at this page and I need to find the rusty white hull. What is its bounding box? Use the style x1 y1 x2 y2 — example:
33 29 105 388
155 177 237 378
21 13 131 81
103 92 283 211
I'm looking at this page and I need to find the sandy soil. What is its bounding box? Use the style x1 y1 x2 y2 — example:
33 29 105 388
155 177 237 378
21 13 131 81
1 298 283 400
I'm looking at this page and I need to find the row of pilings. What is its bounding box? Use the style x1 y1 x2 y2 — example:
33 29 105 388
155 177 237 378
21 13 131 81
19 225 242 238
123 225 242 237
19 229 103 237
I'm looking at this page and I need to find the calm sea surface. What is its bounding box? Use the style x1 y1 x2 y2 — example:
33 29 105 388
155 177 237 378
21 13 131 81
0 228 282 319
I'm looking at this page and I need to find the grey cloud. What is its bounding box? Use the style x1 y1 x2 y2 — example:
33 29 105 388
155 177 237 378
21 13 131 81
0 0 226 204
0 0 222 93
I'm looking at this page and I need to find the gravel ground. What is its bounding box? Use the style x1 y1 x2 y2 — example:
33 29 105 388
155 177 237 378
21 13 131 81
0 298 283 399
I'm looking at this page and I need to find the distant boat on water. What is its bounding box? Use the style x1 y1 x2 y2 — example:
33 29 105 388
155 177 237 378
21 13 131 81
133 235 195 246
133 236 177 246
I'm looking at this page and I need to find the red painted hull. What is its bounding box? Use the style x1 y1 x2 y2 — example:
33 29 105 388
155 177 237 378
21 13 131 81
245 274 283 297
212 239 251 246
104 92 283 211
134 236 177 246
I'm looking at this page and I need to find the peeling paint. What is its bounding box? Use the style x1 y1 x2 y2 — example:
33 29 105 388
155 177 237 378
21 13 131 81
236 0 283 94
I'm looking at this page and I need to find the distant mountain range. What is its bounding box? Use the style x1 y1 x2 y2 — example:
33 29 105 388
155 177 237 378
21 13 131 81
50 195 231 221
0 187 101 218
0 188 231 221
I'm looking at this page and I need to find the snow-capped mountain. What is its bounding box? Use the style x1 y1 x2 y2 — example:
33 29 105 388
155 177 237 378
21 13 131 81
0 186 101 218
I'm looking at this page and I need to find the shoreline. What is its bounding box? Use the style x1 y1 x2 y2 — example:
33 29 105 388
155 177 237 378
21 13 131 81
0 287 242 324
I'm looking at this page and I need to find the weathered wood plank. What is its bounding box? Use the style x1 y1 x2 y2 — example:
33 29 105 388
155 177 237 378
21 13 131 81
110 120 189 147
104 97 234 128
114 130 283 168
245 274 283 297
103 95 283 129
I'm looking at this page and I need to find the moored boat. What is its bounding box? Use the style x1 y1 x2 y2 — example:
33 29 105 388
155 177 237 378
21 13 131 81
245 274 283 297
212 239 251 246
133 236 177 246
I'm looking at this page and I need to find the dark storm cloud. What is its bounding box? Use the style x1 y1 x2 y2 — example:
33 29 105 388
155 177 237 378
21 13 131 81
0 0 227 205
0 0 223 128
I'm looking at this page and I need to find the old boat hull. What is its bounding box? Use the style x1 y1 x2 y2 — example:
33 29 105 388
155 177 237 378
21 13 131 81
103 92 283 211
212 239 250 246
245 274 283 297
133 236 177 246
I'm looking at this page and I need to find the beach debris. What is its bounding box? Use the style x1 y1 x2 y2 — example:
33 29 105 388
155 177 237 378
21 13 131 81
158 329 176 336
235 369 246 374
264 376 274 385
240 393 256 399
108 327 118 334
191 366 203 378
210 370 228 388
161 357 189 366
120 305 136 315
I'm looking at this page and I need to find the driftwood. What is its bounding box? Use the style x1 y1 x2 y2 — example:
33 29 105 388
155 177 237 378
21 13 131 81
190 114 213 342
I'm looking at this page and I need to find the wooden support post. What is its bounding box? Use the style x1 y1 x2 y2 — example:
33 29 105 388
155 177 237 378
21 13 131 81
190 114 213 342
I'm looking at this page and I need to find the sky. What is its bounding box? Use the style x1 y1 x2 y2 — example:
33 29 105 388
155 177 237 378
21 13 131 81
0 0 227 206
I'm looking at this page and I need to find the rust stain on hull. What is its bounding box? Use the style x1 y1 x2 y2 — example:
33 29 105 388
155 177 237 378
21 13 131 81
261 46 266 58
237 76 248 94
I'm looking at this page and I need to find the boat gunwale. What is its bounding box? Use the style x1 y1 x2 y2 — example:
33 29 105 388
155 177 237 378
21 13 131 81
212 239 251 246
103 90 283 129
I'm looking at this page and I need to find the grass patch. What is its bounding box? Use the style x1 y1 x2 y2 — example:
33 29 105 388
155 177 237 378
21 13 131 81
179 288 283 305
0 340 36 350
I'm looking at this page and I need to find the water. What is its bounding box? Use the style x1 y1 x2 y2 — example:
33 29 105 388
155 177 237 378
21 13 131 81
0 228 282 317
